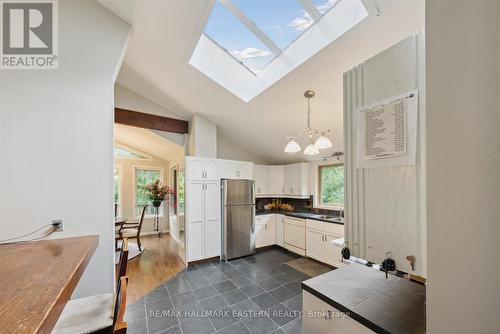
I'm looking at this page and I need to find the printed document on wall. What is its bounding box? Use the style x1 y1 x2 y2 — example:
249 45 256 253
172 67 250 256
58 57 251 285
356 90 418 168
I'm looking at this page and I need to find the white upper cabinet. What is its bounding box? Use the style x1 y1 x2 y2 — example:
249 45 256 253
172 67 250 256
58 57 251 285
237 161 253 179
186 156 219 182
269 165 284 195
284 164 295 195
254 165 270 196
218 159 253 179
283 163 310 197
186 157 204 181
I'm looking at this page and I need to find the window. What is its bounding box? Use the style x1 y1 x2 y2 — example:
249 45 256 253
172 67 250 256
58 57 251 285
318 164 344 207
178 170 185 215
114 145 150 160
135 168 162 217
114 167 121 216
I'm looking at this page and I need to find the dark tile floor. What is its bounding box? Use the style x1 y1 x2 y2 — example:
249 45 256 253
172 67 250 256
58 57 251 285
125 247 327 334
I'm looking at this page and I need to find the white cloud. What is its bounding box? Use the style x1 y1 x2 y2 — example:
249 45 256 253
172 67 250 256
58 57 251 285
230 47 272 60
317 0 340 14
289 0 340 31
289 12 313 31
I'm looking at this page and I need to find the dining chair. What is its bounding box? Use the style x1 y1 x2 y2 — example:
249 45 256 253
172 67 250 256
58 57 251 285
52 276 129 334
116 205 147 251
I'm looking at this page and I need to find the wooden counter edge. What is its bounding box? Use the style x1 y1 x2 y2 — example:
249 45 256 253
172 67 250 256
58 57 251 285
37 235 99 334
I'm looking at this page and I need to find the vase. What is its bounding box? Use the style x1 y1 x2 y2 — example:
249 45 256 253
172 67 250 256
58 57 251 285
152 200 162 208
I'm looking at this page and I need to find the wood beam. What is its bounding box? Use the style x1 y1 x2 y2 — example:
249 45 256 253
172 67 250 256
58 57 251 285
114 108 189 134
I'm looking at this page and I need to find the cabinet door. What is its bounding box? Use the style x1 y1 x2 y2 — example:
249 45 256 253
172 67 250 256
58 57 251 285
204 182 221 257
265 215 275 246
186 181 204 260
237 162 253 179
219 160 238 179
284 164 295 195
325 234 344 267
204 159 219 181
186 157 204 181
254 165 270 195
306 229 325 262
275 215 284 247
255 223 267 248
270 166 284 195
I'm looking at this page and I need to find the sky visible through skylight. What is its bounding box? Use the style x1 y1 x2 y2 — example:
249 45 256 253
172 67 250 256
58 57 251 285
204 0 340 73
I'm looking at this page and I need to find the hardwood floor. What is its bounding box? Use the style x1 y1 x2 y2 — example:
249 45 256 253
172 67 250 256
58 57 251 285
123 233 185 304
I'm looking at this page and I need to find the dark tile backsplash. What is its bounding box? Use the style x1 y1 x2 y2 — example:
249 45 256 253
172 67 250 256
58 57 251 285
256 196 340 216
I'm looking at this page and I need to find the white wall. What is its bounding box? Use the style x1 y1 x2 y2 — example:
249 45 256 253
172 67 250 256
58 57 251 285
344 33 426 276
0 0 129 297
426 0 500 332
188 114 217 158
217 130 269 164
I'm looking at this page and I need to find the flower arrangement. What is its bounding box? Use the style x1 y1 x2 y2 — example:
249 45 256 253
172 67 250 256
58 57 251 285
142 180 175 207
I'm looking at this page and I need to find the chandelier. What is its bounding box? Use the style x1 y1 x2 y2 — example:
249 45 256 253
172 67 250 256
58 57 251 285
284 90 332 155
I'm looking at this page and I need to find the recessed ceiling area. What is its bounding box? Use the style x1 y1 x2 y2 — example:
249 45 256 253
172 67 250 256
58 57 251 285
99 0 425 164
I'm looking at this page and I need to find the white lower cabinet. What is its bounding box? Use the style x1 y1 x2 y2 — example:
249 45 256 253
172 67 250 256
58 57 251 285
255 214 275 248
284 216 306 256
275 214 285 247
306 219 345 268
303 290 375 334
305 228 325 262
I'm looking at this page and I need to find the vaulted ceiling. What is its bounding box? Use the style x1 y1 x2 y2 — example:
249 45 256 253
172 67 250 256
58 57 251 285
99 0 424 164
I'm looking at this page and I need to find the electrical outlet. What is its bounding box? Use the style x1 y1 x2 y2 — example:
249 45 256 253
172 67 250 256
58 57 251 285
52 219 63 232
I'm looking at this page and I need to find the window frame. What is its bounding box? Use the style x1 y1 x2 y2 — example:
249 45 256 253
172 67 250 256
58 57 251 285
133 166 164 219
317 163 344 210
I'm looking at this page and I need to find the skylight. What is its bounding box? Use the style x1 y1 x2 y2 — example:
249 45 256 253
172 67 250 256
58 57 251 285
204 1 274 73
190 0 373 101
230 0 312 51
204 0 340 74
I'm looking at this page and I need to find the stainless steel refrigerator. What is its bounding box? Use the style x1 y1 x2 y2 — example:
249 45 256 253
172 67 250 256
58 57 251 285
221 179 256 260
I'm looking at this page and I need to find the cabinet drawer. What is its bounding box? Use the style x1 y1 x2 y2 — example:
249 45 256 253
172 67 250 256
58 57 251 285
285 216 306 227
255 214 273 225
306 219 344 236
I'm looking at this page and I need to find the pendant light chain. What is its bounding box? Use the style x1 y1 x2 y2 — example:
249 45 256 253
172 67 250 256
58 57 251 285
284 90 333 155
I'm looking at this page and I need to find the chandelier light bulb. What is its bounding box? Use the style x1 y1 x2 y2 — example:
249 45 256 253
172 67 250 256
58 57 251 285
304 143 319 155
284 139 301 153
314 135 332 150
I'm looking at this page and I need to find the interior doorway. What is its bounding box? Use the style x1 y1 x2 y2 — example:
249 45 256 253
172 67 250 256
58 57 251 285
113 122 187 303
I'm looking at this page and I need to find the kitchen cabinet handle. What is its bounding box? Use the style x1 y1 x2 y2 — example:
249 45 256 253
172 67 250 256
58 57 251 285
265 224 267 230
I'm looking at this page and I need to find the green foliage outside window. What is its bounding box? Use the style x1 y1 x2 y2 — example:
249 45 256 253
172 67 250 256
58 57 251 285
178 171 185 214
114 168 120 205
136 169 161 216
320 165 344 206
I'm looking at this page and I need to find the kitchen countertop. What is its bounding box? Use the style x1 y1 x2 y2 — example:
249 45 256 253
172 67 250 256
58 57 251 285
256 210 344 225
302 263 425 334
0 235 99 334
